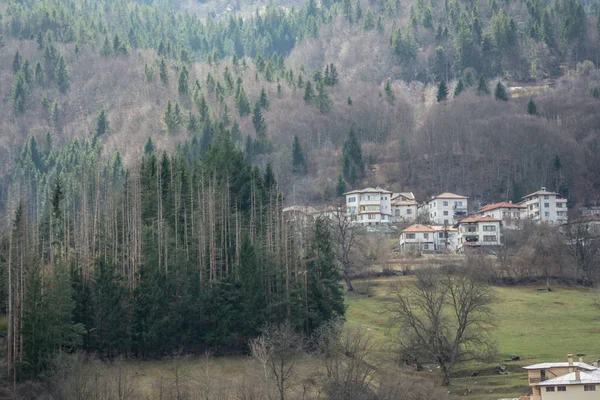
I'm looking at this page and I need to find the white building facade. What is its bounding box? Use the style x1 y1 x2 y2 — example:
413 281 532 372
344 188 393 225
519 188 568 225
456 216 502 251
475 201 526 229
424 193 469 225
391 192 418 223
400 224 458 252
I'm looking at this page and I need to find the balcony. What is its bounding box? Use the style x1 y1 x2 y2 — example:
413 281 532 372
529 377 548 384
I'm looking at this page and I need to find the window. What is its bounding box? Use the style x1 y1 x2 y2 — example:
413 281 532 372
483 235 496 242
443 201 448 207
407 209 413 214
456 201 463 207
444 219 449 225
513 212 520 218
545 212 550 217
557 203 563 208
557 386 566 392
423 244 429 250
348 197 356 202
395 210 400 216
483 225 496 231
443 211 449 216
423 233 429 239
434 212 437 217
368 214 375 220
406 233 415 239
439 232 444 238
585 385 596 391
544 195 549 199
544 203 550 208
546 387 555 392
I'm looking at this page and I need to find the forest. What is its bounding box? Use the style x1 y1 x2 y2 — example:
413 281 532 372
0 0 600 396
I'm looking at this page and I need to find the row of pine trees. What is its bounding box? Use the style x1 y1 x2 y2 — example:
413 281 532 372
2 132 345 383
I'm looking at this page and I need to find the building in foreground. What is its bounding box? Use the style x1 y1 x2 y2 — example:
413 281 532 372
524 354 600 400
391 192 418 223
399 224 458 252
344 187 393 225
456 216 502 251
475 201 526 229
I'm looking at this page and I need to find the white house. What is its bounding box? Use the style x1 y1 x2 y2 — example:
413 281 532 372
423 192 469 225
475 201 526 229
399 224 458 252
456 216 502 251
519 187 568 225
399 224 436 252
344 187 393 226
391 192 418 223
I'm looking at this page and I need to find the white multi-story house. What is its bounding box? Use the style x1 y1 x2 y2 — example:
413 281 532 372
475 201 526 229
456 216 502 251
519 187 568 225
344 187 393 225
399 224 458 252
423 192 469 225
391 192 418 223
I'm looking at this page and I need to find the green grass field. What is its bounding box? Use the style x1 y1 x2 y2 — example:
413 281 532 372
345 277 600 399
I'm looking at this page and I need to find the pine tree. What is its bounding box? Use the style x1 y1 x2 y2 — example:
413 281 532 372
187 112 198 134
236 87 251 116
34 61 44 86
437 80 448 102
336 174 347 197
303 81 314 103
292 135 308 175
12 51 22 73
316 80 332 113
95 108 110 137
51 102 60 127
477 76 489 95
342 0 354 22
55 55 70 93
144 63 154 82
363 10 375 30
252 102 267 138
159 59 169 85
259 87 269 109
144 136 155 154
163 100 178 133
355 0 363 20
454 78 465 97
178 65 189 96
21 59 32 84
385 79 395 104
12 72 29 115
495 81 509 101
527 98 538 115
43 40 58 81
342 128 364 184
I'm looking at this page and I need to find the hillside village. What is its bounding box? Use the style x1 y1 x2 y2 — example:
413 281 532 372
284 186 594 253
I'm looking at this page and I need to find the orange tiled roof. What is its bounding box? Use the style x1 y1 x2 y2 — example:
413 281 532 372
459 216 501 223
402 224 436 233
478 202 526 213
432 192 469 199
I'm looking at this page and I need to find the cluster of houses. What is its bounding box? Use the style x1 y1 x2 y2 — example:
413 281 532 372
341 186 569 252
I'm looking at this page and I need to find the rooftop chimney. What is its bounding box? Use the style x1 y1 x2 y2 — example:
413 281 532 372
541 187 547 191
568 354 574 370
579 355 584 363
575 369 581 381
593 360 599 368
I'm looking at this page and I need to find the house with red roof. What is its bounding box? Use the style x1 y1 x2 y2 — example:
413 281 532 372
475 201 526 229
456 216 502 251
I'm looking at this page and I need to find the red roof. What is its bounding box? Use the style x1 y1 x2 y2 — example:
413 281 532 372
432 192 469 200
459 216 501 223
402 224 435 233
478 202 526 213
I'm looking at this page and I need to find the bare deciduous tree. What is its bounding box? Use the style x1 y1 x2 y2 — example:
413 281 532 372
249 320 306 400
330 209 360 291
386 270 496 386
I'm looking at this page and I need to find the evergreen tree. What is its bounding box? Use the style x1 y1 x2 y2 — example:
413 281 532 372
495 81 509 101
178 65 189 96
355 0 363 20
43 40 58 81
304 217 345 333
336 173 347 197
163 100 178 133
144 63 154 82
252 102 267 138
21 59 32 84
187 112 198 134
303 81 315 103
477 75 489 95
144 136 155 154
454 78 465 97
159 59 169 85
55 55 70 93
101 37 112 57
259 87 269 109
12 51 22 73
342 0 354 22
237 234 266 339
363 10 375 30
12 72 29 116
385 79 395 104
327 64 339 85
236 87 251 116
437 80 448 102
34 61 44 86
342 128 364 184
95 108 110 137
316 80 332 113
292 135 308 175
527 98 538 115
